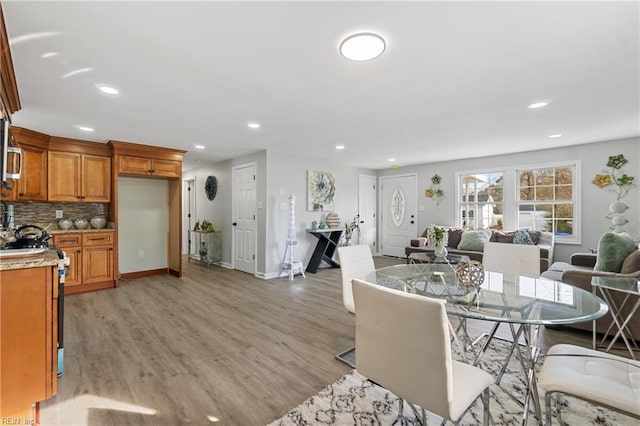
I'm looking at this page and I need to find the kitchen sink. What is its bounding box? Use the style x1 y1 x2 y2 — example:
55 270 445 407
0 247 48 258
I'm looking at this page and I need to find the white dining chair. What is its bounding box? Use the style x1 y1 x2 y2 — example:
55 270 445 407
352 278 493 425
482 241 540 277
335 244 375 367
539 344 640 424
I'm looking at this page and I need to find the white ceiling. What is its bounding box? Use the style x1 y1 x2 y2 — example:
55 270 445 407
3 1 639 171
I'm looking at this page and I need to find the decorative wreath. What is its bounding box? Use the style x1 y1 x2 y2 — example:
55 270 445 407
456 260 485 291
205 176 217 201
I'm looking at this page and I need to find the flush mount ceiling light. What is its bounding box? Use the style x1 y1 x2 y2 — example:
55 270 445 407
388 158 396 162
528 101 549 109
41 52 59 59
194 144 205 149
340 32 386 61
247 122 261 129
548 134 562 138
335 144 345 150
74 125 94 132
97 85 119 95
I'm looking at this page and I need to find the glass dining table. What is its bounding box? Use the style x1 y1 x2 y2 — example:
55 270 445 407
366 263 608 426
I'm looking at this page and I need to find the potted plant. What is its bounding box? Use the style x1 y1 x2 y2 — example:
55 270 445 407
427 225 449 258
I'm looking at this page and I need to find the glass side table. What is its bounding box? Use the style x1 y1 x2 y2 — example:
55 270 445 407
591 276 640 359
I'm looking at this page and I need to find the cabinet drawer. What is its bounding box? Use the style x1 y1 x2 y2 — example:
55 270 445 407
53 234 81 247
82 232 114 246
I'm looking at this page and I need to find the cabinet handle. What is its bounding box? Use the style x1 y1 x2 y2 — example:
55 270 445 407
76 195 82 199
88 237 109 241
18 193 24 196
60 239 77 243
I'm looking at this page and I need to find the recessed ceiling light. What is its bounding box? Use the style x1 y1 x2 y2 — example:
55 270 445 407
61 67 93 79
97 85 119 95
75 125 94 132
528 102 549 109
388 158 396 162
194 144 205 149
548 134 562 138
41 52 59 59
247 122 261 129
335 145 345 150
340 32 386 61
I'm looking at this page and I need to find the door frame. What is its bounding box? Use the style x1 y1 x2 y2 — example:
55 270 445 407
231 162 258 275
183 177 196 255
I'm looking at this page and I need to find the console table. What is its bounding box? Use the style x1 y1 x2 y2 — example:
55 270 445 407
305 228 343 273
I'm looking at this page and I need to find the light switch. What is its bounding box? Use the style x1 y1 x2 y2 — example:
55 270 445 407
418 205 425 211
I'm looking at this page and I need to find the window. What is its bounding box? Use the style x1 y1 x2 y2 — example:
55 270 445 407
517 164 578 242
459 171 504 230
456 161 580 243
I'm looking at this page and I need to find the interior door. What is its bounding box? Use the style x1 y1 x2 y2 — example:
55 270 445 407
380 174 417 257
358 174 377 252
232 163 257 274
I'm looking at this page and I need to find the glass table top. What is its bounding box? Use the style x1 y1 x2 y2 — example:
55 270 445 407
366 264 608 325
591 276 640 295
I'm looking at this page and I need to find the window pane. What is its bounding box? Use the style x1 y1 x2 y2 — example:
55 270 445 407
535 169 554 186
520 188 534 200
556 185 572 200
519 171 535 187
535 186 554 200
554 203 573 219
555 167 573 184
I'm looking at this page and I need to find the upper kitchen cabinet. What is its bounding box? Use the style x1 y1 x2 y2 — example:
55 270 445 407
11 127 49 201
0 5 21 118
48 136 111 203
110 140 183 179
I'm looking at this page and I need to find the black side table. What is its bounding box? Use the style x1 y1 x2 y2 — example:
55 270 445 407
305 228 343 273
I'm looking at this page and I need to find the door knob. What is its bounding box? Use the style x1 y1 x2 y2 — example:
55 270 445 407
232 222 237 226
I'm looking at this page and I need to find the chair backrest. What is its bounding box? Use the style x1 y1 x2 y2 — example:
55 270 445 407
483 241 540 277
352 278 454 420
337 245 375 313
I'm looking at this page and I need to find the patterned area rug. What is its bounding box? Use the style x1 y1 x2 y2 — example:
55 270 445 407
269 339 635 425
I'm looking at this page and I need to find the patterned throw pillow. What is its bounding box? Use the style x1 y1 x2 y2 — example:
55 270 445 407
594 233 637 272
457 229 492 252
513 229 534 245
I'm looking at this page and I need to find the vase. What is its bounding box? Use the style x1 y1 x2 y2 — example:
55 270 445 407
609 200 629 214
434 244 448 259
199 242 208 261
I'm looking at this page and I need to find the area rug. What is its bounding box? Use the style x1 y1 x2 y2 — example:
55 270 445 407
269 339 635 425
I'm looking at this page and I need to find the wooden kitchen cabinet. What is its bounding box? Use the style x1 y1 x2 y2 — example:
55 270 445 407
0 264 58 420
15 143 47 201
48 151 111 202
53 234 82 287
53 232 114 293
118 155 180 178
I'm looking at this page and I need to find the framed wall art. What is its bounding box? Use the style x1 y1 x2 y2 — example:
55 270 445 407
307 170 335 211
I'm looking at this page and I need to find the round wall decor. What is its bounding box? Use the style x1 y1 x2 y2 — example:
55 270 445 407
205 176 217 200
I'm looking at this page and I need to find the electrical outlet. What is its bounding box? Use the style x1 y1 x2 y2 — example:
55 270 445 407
138 250 144 257
55 210 63 219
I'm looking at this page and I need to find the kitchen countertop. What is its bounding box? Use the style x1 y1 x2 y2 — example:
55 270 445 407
0 248 60 271
48 227 115 235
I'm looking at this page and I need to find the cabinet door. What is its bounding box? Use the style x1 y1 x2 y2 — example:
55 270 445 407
151 159 180 178
83 246 114 284
64 249 82 287
118 155 152 176
48 151 81 202
16 144 47 201
82 155 111 202
0 178 16 200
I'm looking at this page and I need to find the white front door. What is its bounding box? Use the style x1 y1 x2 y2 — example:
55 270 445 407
358 174 377 252
232 163 257 274
380 174 418 257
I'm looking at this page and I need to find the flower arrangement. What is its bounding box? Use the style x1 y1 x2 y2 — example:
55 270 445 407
592 154 636 200
425 174 444 208
426 225 448 248
344 215 360 244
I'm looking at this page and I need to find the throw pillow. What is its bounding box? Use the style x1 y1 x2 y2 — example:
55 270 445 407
513 229 534 245
493 231 515 243
620 250 640 274
446 228 464 248
457 229 491 252
527 230 542 245
594 233 637 273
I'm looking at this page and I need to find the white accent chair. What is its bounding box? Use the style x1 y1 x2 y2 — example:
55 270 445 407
352 278 493 425
335 245 375 367
539 344 640 424
482 241 541 277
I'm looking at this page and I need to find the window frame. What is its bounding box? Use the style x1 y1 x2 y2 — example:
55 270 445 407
455 160 581 245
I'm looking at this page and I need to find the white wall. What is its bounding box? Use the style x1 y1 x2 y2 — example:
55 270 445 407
378 137 640 263
118 177 169 273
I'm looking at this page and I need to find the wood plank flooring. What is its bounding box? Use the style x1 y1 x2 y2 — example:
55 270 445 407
40 256 601 426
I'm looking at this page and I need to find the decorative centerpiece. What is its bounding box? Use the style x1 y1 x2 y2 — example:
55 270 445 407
199 242 208 260
324 212 341 229
592 154 636 237
456 260 485 302
426 225 448 259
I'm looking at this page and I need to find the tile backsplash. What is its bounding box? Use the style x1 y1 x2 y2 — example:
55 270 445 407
12 202 108 224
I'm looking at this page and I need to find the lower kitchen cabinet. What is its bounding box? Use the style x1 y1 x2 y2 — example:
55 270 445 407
53 231 115 294
0 264 58 420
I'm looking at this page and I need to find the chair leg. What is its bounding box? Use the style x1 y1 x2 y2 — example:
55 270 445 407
545 392 553 425
482 388 490 426
335 345 355 368
556 393 564 426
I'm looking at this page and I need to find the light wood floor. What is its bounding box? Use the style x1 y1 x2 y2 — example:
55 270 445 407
41 256 600 426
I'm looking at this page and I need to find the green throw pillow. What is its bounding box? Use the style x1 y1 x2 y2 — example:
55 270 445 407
594 233 637 273
457 229 492 252
513 229 534 245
